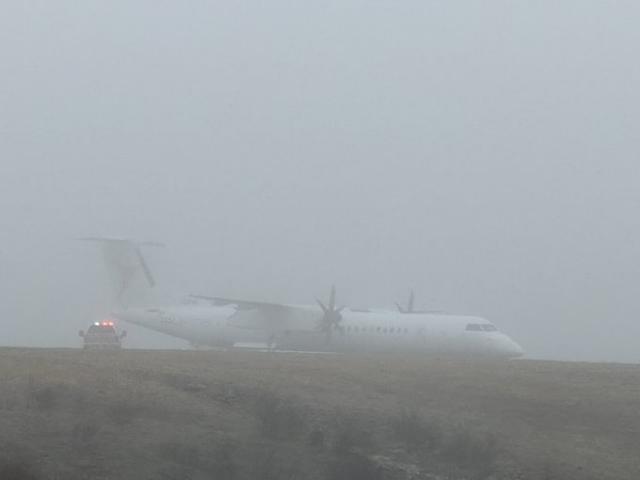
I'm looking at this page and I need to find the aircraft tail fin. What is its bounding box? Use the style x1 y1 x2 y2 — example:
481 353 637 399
81 237 163 307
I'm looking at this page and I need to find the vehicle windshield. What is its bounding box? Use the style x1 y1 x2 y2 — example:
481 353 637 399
87 325 116 334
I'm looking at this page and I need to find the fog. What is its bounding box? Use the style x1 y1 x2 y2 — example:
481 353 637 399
1 2 639 361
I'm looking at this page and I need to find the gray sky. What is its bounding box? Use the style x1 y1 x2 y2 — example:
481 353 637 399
1 1 639 361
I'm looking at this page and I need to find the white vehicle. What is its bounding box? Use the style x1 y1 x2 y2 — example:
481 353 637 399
85 238 524 358
79 320 127 350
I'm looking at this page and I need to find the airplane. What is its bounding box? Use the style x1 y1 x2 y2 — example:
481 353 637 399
84 237 525 358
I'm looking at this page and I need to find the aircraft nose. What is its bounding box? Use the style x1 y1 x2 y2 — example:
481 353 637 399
503 338 525 358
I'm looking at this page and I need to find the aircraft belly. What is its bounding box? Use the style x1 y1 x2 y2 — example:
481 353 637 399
274 330 423 353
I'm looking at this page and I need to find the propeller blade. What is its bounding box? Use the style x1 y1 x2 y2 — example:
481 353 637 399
316 285 346 343
316 299 328 313
408 290 415 313
324 330 332 344
315 317 325 331
329 285 336 311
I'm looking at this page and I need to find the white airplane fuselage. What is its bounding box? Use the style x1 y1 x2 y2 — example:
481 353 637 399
114 305 524 358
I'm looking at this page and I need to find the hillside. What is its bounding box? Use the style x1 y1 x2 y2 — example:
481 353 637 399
0 348 638 479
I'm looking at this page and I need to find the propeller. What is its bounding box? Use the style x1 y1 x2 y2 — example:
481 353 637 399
396 289 416 314
316 285 345 343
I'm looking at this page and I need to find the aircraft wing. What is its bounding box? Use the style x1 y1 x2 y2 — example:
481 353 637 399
190 294 317 332
189 294 289 311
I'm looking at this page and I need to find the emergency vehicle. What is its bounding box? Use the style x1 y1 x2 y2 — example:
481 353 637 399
79 320 127 350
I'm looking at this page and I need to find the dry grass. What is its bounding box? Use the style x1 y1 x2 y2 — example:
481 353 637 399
0 348 639 479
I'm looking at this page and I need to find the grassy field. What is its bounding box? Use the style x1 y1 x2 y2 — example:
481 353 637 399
0 347 638 480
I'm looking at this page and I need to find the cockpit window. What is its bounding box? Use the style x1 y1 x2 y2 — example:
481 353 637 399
466 323 498 332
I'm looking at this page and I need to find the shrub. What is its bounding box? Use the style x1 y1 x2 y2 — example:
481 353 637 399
157 440 236 479
441 428 499 479
391 410 442 452
72 390 90 414
71 422 100 448
106 400 145 425
326 452 382 480
253 391 305 439
0 462 39 480
157 441 200 466
249 448 291 480
308 429 325 449
331 413 373 454
539 460 559 480
157 464 195 480
205 442 236 480
161 373 206 393
30 386 57 411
